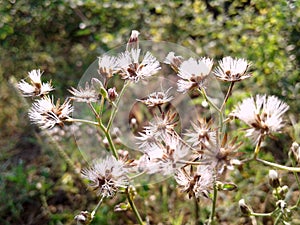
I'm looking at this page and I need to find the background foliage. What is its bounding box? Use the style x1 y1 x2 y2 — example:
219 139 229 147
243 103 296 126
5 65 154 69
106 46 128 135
0 0 299 224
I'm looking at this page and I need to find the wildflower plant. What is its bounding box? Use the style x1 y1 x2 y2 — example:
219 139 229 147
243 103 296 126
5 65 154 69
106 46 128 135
17 30 300 225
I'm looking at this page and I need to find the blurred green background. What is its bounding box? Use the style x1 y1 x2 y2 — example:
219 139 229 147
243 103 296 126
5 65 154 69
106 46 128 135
1 0 299 224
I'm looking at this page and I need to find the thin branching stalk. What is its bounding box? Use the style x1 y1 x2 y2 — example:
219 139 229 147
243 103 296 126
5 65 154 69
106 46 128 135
129 171 146 180
208 180 218 225
177 160 207 166
126 187 145 225
107 80 130 131
69 117 118 159
99 94 105 116
220 81 235 112
162 184 169 217
274 212 283 225
290 159 300 207
91 196 105 219
240 157 253 164
199 88 221 113
66 118 99 126
250 211 274 217
67 118 118 159
88 102 100 118
199 87 224 139
256 158 300 172
193 195 201 225
98 122 119 159
253 135 263 159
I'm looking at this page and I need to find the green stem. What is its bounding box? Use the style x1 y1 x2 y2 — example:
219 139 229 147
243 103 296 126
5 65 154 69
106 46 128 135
250 211 274 217
98 122 119 160
250 208 280 218
208 181 218 225
177 160 207 166
126 187 145 225
129 171 146 180
193 195 201 225
274 212 283 225
91 196 104 219
66 118 99 126
220 81 235 112
256 158 300 172
67 117 118 159
253 135 263 159
99 95 105 116
291 160 300 207
240 157 253 164
199 87 223 137
88 102 100 118
107 81 130 131
199 88 221 113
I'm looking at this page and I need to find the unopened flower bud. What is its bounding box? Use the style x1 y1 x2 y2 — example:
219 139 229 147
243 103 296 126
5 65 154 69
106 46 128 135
114 202 129 212
108 87 118 101
164 52 183 73
91 78 104 92
290 142 300 163
130 117 138 131
74 211 92 225
276 200 287 212
281 185 289 194
239 199 252 216
91 78 108 98
269 170 280 188
216 181 237 191
276 185 289 199
126 30 140 51
102 137 109 149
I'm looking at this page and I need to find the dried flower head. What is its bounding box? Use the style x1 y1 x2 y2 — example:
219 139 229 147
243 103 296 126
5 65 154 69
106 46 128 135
135 152 161 174
29 96 73 129
69 82 99 103
18 69 54 97
143 111 178 140
136 128 157 149
117 149 137 170
185 119 217 149
137 136 190 176
137 88 173 107
230 95 289 142
81 156 128 198
118 48 161 82
164 52 184 73
177 57 213 93
160 137 190 174
213 56 252 82
175 165 214 199
98 55 119 79
200 134 242 174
